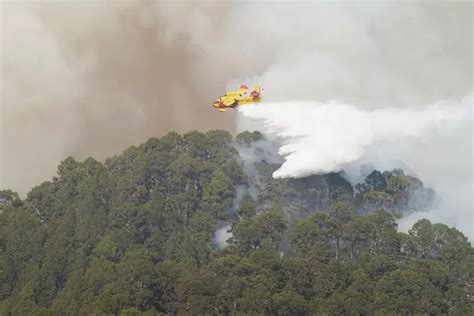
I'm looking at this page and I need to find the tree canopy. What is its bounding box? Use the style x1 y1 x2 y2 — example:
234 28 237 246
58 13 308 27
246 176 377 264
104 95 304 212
1 130 472 315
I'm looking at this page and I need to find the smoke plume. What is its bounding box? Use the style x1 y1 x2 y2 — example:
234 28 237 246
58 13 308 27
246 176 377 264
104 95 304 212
213 224 232 249
1 1 256 194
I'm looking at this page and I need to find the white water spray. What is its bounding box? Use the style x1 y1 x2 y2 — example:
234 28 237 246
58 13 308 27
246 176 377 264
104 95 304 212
238 96 471 179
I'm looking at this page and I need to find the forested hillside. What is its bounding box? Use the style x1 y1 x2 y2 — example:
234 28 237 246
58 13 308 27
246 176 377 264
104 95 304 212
0 130 472 315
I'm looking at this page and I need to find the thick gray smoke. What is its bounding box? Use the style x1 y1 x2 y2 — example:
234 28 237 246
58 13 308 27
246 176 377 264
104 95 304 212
1 1 261 194
1 1 472 237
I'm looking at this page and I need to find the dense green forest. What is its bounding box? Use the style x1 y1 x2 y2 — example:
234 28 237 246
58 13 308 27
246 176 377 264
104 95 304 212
0 130 472 315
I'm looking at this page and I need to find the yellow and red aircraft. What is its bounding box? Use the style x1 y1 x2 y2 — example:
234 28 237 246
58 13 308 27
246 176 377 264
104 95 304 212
212 83 263 112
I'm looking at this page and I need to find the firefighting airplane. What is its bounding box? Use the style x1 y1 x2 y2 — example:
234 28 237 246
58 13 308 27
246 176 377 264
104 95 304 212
212 83 263 112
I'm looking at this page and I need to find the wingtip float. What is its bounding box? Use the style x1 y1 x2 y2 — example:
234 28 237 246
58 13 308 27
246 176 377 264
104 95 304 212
212 83 263 112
